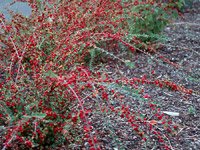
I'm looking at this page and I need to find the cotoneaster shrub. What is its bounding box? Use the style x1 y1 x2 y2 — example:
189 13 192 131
121 1 175 43
0 0 192 149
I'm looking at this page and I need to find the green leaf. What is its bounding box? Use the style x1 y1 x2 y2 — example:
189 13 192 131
89 48 96 70
23 113 46 119
32 113 47 118
25 101 37 112
43 70 58 78
188 106 196 115
125 60 135 69
0 126 5 131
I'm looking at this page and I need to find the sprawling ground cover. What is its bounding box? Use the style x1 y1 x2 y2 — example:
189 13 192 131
0 0 199 149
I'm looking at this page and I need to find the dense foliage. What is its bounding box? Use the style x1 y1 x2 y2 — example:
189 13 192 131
0 0 192 149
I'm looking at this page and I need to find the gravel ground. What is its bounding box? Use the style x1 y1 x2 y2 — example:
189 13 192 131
85 2 200 150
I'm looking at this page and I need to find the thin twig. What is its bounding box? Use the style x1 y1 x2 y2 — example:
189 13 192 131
68 85 98 149
2 135 16 150
153 126 175 150
176 127 185 136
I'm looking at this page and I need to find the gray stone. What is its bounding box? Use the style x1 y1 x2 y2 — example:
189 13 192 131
0 0 31 20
